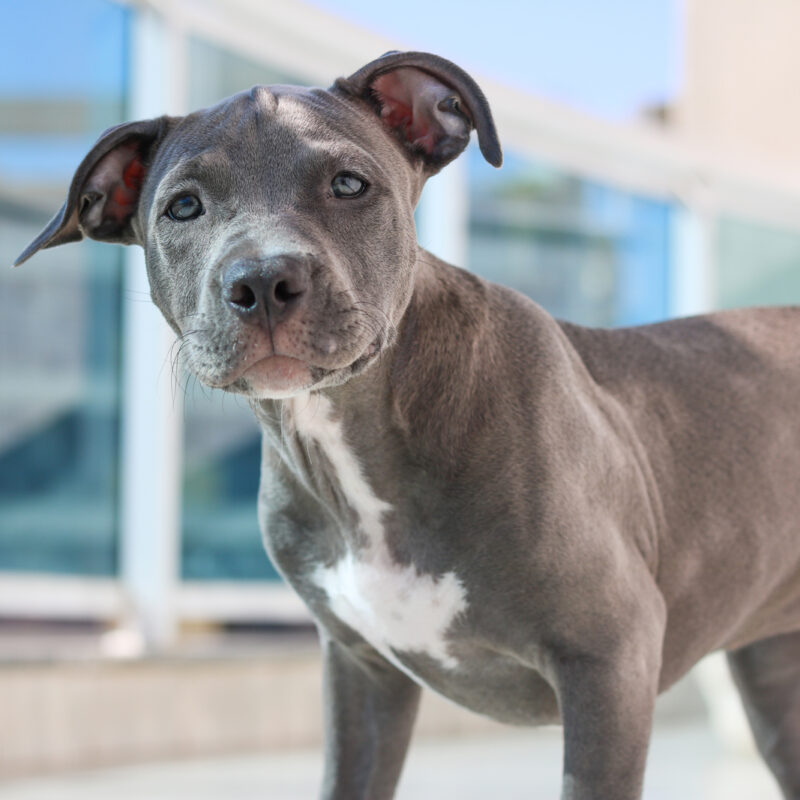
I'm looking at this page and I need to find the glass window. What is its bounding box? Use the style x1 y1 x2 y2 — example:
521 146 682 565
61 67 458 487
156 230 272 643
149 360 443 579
187 38 299 111
181 39 300 581
717 217 800 309
0 0 129 575
467 148 671 327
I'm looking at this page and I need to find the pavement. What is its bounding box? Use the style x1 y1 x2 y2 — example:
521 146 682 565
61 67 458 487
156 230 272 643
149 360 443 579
0 720 781 800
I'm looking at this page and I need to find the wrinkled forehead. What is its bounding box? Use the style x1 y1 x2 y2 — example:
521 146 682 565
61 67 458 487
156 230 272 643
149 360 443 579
149 84 409 187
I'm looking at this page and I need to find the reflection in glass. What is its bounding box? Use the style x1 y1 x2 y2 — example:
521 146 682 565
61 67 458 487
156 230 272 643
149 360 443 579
467 148 670 327
717 217 800 309
0 0 128 575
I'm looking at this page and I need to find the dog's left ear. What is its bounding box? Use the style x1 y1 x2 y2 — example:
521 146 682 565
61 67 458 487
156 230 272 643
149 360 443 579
335 51 502 173
13 116 175 267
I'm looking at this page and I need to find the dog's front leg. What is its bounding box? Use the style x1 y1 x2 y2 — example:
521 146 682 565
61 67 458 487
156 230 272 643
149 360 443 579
319 635 422 800
553 641 661 800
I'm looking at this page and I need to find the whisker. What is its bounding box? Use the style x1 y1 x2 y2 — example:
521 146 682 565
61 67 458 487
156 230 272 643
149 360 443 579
161 327 210 408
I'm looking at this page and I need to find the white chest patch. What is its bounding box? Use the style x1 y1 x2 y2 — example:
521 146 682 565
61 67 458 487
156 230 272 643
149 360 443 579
289 394 467 670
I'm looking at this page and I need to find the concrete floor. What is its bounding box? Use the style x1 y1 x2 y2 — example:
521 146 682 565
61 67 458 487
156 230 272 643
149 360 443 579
0 721 781 800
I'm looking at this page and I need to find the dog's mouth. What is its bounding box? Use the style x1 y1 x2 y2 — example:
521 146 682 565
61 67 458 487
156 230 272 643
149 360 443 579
213 334 383 399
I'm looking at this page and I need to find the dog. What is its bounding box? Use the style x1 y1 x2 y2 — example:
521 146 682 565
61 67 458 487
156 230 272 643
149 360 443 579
15 51 800 799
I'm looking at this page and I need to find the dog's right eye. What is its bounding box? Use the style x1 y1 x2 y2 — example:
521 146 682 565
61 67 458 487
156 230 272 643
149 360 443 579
166 194 204 221
331 172 367 199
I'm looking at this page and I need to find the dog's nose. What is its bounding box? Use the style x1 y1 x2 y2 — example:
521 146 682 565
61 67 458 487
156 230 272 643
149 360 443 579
222 256 310 326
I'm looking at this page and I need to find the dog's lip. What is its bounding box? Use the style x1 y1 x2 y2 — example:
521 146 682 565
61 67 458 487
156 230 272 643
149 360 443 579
239 354 315 395
251 334 381 376
345 335 382 372
203 333 384 394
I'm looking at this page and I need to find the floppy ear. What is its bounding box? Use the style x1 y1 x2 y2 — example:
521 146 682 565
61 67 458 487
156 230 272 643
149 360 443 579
14 116 175 266
334 51 502 173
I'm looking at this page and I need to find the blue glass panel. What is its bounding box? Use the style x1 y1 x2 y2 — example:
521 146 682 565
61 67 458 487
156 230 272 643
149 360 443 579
717 217 800 309
0 0 129 575
467 147 670 327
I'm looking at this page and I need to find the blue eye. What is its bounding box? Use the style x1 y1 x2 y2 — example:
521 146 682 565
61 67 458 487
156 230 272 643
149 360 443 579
166 194 203 221
331 172 367 198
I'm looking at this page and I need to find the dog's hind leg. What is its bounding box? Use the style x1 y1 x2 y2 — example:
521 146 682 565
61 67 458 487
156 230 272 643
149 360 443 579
727 630 800 799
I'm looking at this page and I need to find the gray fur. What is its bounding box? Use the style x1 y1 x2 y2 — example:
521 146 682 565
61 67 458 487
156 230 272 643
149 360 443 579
15 51 800 800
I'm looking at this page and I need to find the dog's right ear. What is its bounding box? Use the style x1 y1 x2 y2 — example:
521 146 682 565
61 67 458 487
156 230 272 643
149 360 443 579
334 51 502 174
14 116 175 266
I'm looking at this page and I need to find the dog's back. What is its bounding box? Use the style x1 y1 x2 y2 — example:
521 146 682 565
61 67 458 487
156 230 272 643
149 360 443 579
560 307 800 681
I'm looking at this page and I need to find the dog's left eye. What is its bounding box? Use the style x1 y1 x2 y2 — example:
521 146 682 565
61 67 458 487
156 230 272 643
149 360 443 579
331 172 367 198
166 194 204 221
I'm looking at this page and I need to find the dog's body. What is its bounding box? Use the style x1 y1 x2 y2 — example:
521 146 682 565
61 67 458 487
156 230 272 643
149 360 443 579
16 52 800 799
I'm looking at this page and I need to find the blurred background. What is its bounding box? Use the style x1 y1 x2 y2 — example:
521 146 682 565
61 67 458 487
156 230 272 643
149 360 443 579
0 0 798 797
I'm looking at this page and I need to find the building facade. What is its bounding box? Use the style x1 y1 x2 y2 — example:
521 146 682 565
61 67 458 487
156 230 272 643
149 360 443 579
1 0 799 647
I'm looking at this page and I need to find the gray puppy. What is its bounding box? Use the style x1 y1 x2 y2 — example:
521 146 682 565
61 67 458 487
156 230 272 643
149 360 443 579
16 51 800 800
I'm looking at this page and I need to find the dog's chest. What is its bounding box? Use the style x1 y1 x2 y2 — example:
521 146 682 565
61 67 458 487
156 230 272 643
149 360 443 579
288 395 467 672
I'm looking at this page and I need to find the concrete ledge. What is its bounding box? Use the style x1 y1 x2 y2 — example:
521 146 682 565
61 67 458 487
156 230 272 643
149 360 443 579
0 635 704 778
0 643 508 777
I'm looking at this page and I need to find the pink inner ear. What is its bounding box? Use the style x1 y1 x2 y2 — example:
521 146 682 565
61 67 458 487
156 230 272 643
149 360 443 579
372 71 439 155
84 143 146 228
108 154 145 222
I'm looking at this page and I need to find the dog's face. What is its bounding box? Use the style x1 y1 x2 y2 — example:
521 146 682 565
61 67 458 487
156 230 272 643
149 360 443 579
143 85 423 398
15 52 501 399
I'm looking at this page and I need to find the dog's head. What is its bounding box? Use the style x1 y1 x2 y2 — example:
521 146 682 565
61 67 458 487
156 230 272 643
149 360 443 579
15 52 501 399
